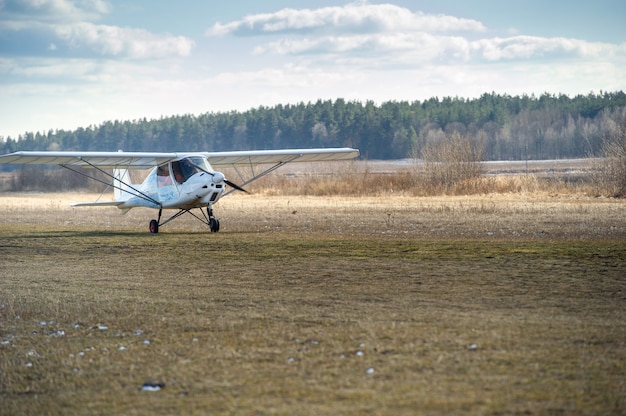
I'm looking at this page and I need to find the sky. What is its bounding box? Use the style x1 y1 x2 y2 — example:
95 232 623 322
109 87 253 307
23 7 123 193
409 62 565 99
1 0 625 139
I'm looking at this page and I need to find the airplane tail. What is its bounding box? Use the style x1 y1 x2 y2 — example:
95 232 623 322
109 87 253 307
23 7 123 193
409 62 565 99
113 168 134 202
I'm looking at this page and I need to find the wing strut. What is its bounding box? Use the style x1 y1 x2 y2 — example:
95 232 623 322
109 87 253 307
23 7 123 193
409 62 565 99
60 160 161 207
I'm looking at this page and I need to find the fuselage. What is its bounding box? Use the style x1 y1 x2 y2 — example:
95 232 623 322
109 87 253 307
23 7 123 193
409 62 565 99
117 156 226 210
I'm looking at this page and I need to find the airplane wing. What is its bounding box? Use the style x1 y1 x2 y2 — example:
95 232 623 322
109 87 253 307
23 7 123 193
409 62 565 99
0 148 359 168
0 151 180 168
204 148 359 167
200 148 359 195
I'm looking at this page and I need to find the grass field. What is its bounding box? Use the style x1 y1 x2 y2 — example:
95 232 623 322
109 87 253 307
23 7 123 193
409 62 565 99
1 191 625 415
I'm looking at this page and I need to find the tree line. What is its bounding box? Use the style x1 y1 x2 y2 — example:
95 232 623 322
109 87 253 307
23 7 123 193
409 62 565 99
1 91 625 165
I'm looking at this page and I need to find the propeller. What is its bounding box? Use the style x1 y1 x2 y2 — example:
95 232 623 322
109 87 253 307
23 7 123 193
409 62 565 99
191 162 250 194
224 179 248 193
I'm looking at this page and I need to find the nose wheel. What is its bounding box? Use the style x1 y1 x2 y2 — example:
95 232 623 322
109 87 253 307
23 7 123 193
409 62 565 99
209 217 220 232
207 206 220 232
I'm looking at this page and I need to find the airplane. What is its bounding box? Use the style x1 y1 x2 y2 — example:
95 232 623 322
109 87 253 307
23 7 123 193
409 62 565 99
0 148 359 233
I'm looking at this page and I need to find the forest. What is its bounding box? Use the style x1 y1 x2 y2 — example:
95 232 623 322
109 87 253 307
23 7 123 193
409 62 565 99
1 91 625 164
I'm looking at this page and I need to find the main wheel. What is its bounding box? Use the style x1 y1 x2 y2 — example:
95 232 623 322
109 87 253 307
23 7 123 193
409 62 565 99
149 219 159 234
209 217 220 233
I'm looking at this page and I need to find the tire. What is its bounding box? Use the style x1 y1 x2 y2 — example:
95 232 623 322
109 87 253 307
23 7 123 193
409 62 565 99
209 217 220 233
149 219 159 234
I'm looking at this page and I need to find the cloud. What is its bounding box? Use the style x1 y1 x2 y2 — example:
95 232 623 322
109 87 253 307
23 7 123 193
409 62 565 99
252 31 626 70
253 32 472 65
206 1 626 68
1 0 111 22
53 23 194 58
0 0 194 59
208 1 626 70
473 36 626 62
206 1 486 37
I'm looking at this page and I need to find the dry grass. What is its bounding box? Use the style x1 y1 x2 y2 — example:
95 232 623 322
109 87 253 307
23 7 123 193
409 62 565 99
0 158 605 197
217 158 602 197
1 189 625 415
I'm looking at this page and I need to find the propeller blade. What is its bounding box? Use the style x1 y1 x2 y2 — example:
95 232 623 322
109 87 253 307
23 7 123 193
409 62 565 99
225 179 249 193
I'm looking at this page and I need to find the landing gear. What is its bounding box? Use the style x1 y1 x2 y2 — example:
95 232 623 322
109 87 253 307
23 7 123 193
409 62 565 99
147 206 220 233
209 217 220 233
207 206 220 232
149 208 162 234
149 219 159 234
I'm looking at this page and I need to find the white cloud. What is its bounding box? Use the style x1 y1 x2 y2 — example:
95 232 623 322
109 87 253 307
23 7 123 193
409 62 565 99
0 0 194 59
472 36 626 62
54 23 195 58
254 32 472 66
207 2 486 37
251 31 626 72
4 57 97 80
1 0 111 22
207 1 626 71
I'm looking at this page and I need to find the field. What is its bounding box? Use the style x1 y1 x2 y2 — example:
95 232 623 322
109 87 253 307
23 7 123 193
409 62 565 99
1 170 625 414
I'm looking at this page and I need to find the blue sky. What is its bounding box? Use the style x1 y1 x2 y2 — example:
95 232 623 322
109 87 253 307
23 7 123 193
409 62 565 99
1 0 625 139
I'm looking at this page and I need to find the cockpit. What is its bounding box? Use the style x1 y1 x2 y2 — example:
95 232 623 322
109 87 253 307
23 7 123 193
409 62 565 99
157 156 212 186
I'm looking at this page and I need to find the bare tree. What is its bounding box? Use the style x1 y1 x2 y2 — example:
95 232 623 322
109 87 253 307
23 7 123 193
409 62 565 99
419 131 484 189
593 118 626 197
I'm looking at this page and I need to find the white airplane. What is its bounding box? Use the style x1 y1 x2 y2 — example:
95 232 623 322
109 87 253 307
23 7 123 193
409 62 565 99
0 148 359 233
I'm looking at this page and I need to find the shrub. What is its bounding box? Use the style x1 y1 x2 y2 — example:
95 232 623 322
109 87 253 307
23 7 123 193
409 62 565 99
592 121 626 197
416 131 484 191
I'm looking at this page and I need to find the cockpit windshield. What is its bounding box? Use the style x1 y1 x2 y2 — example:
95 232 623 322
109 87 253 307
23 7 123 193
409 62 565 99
170 157 210 184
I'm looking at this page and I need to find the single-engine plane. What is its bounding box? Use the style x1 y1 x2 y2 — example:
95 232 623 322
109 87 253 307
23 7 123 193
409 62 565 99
0 148 359 233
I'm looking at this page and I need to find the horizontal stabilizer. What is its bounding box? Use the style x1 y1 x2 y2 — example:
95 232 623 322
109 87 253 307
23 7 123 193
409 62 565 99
71 201 125 207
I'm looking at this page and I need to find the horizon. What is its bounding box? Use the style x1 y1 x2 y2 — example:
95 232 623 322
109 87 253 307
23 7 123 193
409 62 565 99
1 89 624 140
